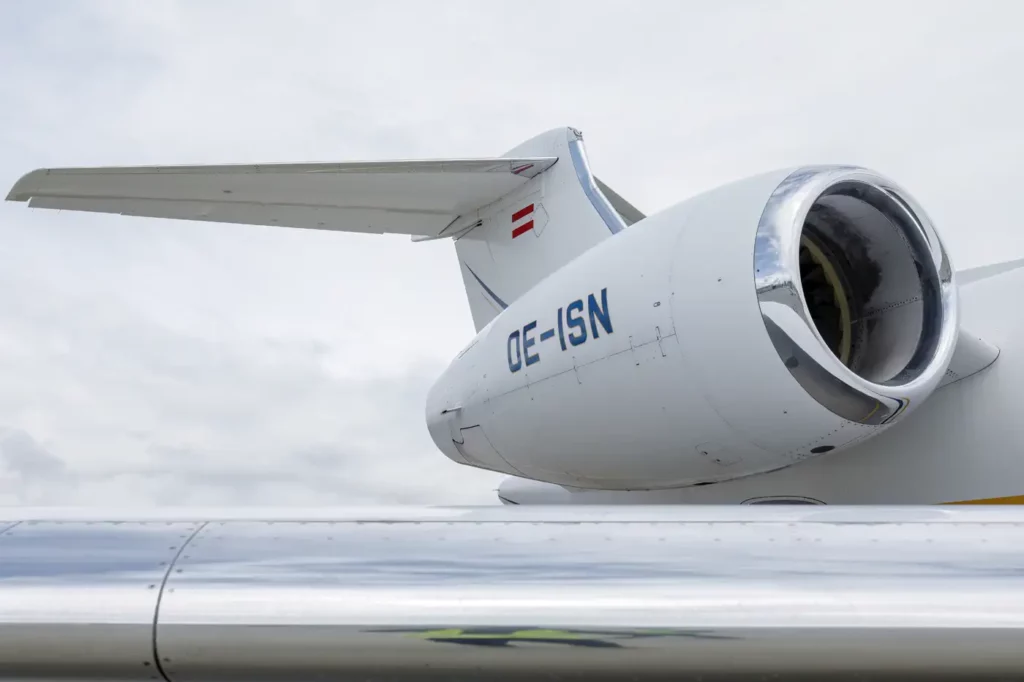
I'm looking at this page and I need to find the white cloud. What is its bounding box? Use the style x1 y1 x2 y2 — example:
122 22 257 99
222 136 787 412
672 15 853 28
0 1 1022 505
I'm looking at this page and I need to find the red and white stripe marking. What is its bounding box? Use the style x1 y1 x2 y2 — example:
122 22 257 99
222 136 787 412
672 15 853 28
511 204 535 239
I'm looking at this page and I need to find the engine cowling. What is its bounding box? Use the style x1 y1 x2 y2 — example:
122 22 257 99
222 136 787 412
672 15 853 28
754 167 957 430
426 166 958 490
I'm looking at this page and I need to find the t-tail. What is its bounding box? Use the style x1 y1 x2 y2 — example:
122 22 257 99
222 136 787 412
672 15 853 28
6 126 643 330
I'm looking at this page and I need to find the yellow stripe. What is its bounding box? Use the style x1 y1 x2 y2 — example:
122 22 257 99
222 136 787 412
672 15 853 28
944 495 1024 505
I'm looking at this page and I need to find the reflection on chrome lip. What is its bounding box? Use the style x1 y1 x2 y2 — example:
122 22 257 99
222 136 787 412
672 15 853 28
753 166 958 426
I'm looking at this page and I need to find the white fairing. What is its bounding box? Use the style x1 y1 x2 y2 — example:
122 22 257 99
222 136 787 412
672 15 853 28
427 167 959 490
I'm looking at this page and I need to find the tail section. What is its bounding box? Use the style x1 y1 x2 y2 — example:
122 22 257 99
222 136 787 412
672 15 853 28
451 127 644 331
6 124 642 333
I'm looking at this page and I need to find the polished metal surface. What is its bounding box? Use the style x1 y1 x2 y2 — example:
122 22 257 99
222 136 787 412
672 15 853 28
754 166 958 425
1 506 1024 681
0 520 202 681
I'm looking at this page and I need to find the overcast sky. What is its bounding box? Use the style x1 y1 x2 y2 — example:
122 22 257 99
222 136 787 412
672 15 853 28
0 1 1021 506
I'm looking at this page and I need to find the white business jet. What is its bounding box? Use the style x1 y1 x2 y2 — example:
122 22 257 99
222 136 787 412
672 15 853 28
8 126 1024 506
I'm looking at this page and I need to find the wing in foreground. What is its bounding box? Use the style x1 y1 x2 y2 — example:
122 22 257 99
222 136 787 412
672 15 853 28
1 505 1024 681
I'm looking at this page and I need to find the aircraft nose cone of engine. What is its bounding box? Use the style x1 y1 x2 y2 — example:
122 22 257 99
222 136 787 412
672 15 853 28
424 367 466 467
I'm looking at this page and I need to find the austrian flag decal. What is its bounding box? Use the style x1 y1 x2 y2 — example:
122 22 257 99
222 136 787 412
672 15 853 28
511 204 535 239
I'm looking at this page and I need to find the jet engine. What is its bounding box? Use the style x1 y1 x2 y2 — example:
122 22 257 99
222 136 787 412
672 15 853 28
426 165 958 490
753 167 957 430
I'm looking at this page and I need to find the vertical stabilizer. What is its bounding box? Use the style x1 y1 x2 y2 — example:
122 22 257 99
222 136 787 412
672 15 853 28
453 127 641 331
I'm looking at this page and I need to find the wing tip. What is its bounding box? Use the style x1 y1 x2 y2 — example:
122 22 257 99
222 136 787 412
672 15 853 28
6 168 48 202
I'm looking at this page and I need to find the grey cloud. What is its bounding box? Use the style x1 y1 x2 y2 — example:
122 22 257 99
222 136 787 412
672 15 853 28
0 429 78 506
0 268 500 506
0 430 67 481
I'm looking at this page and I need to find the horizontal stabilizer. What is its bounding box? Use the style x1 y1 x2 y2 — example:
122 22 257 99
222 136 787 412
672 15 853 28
6 157 557 237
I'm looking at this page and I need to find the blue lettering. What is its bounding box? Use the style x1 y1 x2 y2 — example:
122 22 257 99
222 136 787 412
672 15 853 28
506 290 614 369
523 321 540 366
566 299 587 346
588 288 613 338
557 307 567 350
507 330 522 373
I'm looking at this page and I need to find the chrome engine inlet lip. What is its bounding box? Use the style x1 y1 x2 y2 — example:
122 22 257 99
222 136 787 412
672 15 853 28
753 166 958 426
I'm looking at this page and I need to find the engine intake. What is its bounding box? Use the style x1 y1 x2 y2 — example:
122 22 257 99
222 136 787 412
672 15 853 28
754 167 958 426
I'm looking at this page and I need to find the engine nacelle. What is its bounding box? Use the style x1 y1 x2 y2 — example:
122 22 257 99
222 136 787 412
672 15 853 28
426 166 958 490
